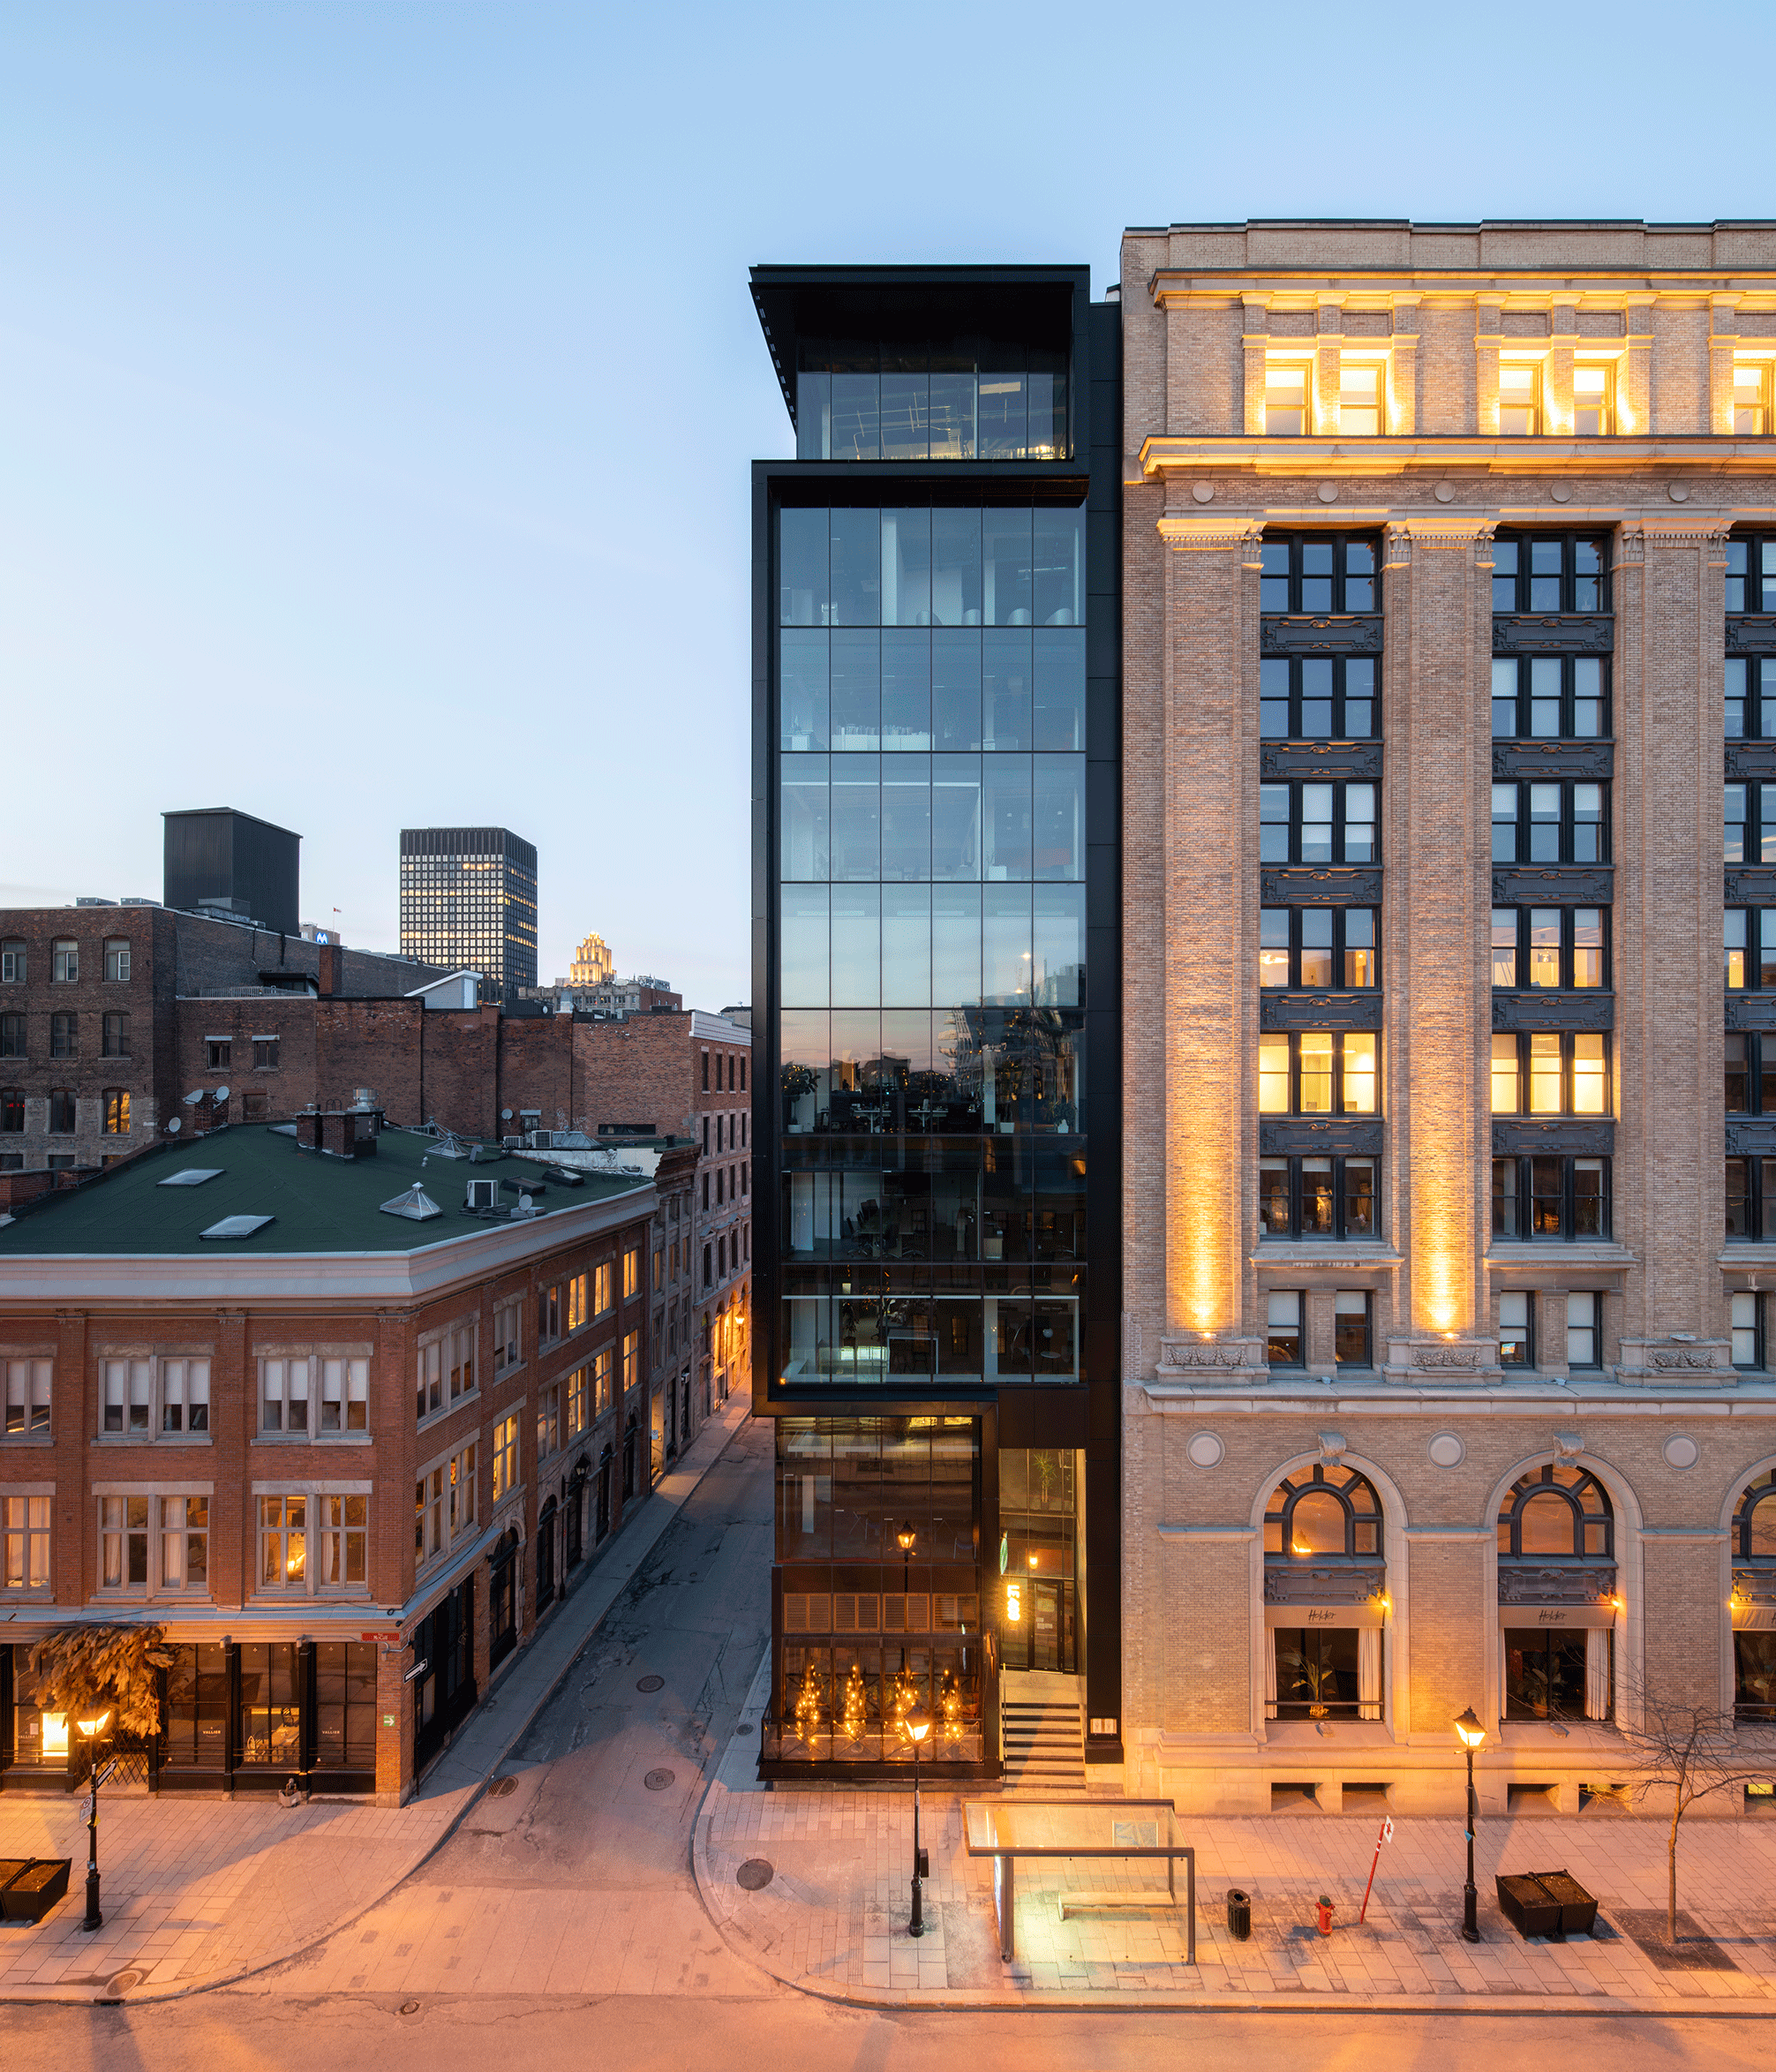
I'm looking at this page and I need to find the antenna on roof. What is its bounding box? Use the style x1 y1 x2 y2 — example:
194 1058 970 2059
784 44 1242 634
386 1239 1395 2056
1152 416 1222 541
166 1118 183 1134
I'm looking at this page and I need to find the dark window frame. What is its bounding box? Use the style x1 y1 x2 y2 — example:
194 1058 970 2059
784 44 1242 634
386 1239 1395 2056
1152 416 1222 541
1264 1462 1384 1558
1257 532 1381 614
1731 1291 1766 1372
1726 653 1776 739
0 1013 24 1061
1732 1468 1776 1562
1259 654 1380 740
206 1039 231 1071
1334 1288 1373 1368
1497 1288 1536 1368
1491 652 1611 740
1726 534 1776 615
1726 779 1776 865
1491 905 1609 991
101 1012 129 1059
47 1089 76 1135
1492 531 1609 614
1259 906 1380 990
1260 780 1378 865
1723 907 1776 990
1491 1029 1613 1117
1259 1031 1381 1117
1726 1030 1776 1113
1492 779 1609 864
1726 1156 1776 1240
1497 1462 1614 1559
49 1013 77 1061
1492 1155 1611 1241
1258 1155 1379 1241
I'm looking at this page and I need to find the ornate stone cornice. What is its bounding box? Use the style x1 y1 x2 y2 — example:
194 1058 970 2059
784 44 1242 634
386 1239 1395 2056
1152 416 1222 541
1138 433 1776 483
1155 512 1264 551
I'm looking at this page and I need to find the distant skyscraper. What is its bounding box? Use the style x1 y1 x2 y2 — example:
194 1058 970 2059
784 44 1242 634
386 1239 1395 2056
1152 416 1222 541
399 826 538 988
569 931 613 986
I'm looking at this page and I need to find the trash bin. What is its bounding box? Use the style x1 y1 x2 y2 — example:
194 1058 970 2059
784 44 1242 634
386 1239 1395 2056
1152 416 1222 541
1530 1868 1598 1939
1495 1872 1562 1940
1226 1888 1252 1941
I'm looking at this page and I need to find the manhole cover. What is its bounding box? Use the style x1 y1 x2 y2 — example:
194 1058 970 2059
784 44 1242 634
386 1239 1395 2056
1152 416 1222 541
636 1674 664 1692
734 1722 755 1735
105 1970 144 1994
735 1858 774 1891
643 1767 675 1790
487 1775 518 1798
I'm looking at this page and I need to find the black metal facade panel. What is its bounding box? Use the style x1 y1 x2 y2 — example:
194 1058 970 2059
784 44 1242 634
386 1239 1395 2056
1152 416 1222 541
1492 1119 1615 1154
1492 614 1614 655
1260 614 1384 656
1260 991 1384 1031
1726 1120 1776 1155
1727 617 1776 654
1727 868 1776 904
1261 865 1384 905
1726 996 1776 1029
162 808 300 938
1726 742 1776 780
1493 741 1614 781
1261 741 1383 781
1493 866 1614 905
1492 991 1614 1031
1259 1119 1384 1156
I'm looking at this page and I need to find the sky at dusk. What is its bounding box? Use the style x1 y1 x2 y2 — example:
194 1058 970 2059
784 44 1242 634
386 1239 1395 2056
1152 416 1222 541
4 3 1771 1009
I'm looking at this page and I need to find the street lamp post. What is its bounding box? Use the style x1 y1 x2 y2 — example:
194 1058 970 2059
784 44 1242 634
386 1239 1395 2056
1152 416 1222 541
905 1705 933 1938
75 1707 113 1933
1452 1706 1486 1943
897 1523 916 1676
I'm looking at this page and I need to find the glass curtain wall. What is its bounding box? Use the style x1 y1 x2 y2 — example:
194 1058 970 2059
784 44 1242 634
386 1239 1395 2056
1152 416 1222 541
777 501 1087 1391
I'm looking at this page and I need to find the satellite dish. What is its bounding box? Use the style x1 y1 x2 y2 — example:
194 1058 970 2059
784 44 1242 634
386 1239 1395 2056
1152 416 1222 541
500 1108 513 1121
182 1089 205 1105
166 1117 183 1134
214 1086 230 1101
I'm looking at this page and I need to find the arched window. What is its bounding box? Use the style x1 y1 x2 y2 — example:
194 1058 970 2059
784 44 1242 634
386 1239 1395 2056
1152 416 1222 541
1496 1463 1613 1559
1264 1465 1382 1560
1733 1469 1776 1563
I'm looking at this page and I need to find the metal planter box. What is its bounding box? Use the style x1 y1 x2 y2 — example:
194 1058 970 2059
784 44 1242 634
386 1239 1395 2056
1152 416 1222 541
1495 1872 1562 1939
0 1858 71 1924
1530 1867 1599 1939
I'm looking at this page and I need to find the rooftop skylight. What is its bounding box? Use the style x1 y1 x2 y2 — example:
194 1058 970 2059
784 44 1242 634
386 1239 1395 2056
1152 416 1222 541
159 1168 224 1187
198 1214 275 1240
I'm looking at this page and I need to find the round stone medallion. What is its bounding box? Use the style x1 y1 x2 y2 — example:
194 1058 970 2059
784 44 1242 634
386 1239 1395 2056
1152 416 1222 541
1550 483 1572 503
1186 1431 1224 1470
1663 1434 1699 1471
1316 480 1339 503
736 1857 775 1891
1668 482 1690 502
1429 1433 1465 1468
1192 481 1215 504
1434 482 1456 503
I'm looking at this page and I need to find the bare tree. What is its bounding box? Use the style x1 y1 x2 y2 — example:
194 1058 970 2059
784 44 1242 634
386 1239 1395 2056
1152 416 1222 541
1614 1676 1773 1942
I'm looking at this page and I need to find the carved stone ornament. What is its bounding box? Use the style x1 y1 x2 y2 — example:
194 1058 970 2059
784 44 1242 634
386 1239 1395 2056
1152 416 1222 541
1648 1347 1727 1372
1492 614 1614 656
1263 1563 1383 1606
1492 991 1614 1033
1492 1119 1615 1155
1411 1344 1484 1370
1261 991 1384 1033
1261 741 1384 782
1726 997 1776 1031
1261 614 1385 656
1725 742 1776 781
1261 866 1384 906
1493 742 1614 782
1497 1563 1616 1607
1317 1429 1346 1466
1493 866 1614 906
1157 1338 1258 1373
1726 868 1776 905
1553 1429 1584 1462
1260 1119 1385 1157
1726 617 1776 655
1726 1120 1776 1157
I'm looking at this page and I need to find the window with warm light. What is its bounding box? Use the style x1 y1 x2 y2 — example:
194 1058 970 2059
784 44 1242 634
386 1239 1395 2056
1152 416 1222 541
1492 1155 1609 1239
1258 906 1378 990
1498 361 1540 434
1498 1291 1533 1366
1735 363 1772 437
1572 362 1613 436
1264 361 1309 435
1257 1031 1378 1113
1491 907 1607 991
1490 1031 1608 1115
1338 360 1382 435
2 1494 50 1588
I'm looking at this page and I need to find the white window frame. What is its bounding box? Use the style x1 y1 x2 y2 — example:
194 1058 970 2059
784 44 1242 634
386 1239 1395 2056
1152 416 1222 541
2 1491 51 1591
95 1484 215 1598
416 1319 477 1426
51 939 78 984
103 938 131 983
102 1356 211 1441
493 1299 523 1375
4 1359 52 1439
252 1481 373 1597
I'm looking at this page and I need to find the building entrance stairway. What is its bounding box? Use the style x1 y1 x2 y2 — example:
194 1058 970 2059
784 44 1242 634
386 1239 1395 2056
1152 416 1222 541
998 1669 1085 1792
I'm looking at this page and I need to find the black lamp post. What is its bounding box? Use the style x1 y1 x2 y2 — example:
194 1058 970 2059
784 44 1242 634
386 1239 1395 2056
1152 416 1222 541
906 1704 933 1938
897 1523 916 1674
1453 1706 1486 1942
76 1707 114 1933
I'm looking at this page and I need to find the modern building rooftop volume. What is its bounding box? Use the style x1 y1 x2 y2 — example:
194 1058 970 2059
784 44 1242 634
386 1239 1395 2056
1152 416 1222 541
399 826 538 991
162 807 301 937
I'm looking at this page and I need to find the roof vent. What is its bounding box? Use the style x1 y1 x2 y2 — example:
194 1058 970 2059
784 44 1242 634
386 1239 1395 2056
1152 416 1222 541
380 1186 441 1222
427 1131 473 1160
466 1179 500 1211
159 1168 224 1187
199 1214 274 1240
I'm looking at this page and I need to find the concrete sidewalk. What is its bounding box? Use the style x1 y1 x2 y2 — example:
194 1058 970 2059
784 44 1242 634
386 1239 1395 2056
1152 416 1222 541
694 1675 1776 2014
0 1387 753 2004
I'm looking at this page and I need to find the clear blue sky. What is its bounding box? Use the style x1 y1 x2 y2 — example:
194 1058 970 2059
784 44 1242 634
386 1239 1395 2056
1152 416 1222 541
4 4 1769 1009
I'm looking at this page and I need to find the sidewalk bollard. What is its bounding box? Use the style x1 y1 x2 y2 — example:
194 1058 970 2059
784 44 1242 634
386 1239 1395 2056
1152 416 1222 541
1225 1889 1252 1942
1316 1895 1335 1937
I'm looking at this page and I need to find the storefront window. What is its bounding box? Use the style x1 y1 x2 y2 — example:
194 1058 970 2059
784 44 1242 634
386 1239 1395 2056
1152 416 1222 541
997 1448 1079 1675
1733 1469 1776 1720
9 1649 70 1769
313 1642 377 1774
237 1643 303 1769
162 1643 228 1771
1497 1463 1615 1721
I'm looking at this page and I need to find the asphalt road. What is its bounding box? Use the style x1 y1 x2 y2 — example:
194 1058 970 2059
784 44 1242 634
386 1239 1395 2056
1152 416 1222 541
0 1410 1767 2061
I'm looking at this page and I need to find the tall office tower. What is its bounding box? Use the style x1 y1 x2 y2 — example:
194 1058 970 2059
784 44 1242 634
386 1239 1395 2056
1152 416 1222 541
749 266 1123 1781
569 931 613 986
398 827 538 988
1119 217 1776 1819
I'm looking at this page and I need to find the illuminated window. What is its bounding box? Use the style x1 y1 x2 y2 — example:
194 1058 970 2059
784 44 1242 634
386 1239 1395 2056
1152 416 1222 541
1573 362 1613 436
4 1360 51 1437
492 1413 519 1502
102 1089 130 1134
1498 1291 1532 1366
1735 362 1771 436
1260 1156 1377 1241
1266 1290 1303 1365
2 1494 50 1588
259 1496 306 1589
1257 907 1379 990
1498 361 1540 435
1258 1031 1377 1112
1338 360 1381 435
1264 361 1309 435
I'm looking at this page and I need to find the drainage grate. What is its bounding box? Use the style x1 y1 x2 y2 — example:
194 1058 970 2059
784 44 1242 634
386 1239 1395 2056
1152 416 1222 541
636 1674 665 1693
104 1970 144 1995
644 1767 675 1790
487 1776 518 1798
735 1858 774 1891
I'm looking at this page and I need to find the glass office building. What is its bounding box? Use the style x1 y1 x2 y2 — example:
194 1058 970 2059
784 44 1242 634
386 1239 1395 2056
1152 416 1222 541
398 826 538 991
750 267 1121 1777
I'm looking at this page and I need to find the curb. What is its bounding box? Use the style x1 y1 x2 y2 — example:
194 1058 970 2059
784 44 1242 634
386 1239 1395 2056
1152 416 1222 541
5 1391 756 2008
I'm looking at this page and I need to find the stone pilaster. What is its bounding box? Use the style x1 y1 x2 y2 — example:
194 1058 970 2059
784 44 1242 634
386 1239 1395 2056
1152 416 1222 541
1710 295 1742 434
1388 296 1420 435
1474 297 1505 434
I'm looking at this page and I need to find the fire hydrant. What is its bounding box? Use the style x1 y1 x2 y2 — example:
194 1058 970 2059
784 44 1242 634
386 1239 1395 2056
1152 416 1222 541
1316 1895 1336 1936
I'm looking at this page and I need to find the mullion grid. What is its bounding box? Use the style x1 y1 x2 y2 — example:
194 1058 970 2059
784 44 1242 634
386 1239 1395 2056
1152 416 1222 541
1491 531 1609 614
1490 653 1609 739
1260 655 1378 740
1257 532 1381 615
1490 1030 1611 1116
1259 1156 1377 1241
1491 905 1609 991
1260 906 1380 991
1726 780 1776 864
1261 1030 1376 1116
1725 1030 1776 1114
1492 780 1607 864
1261 781 1377 865
1726 1156 1776 1241
1491 1155 1610 1241
1724 906 1776 990
1726 656 1776 739
1726 536 1776 615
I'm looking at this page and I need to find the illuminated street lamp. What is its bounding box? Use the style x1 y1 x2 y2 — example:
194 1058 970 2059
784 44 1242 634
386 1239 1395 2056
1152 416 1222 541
76 1707 114 1933
1452 1706 1486 1942
906 1705 933 1938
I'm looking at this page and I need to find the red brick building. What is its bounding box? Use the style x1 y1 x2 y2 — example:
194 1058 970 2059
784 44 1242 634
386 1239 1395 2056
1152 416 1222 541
0 1118 655 1803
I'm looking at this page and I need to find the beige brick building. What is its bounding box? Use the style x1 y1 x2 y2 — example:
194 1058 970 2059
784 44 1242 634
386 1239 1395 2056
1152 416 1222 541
1118 218 1776 1816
